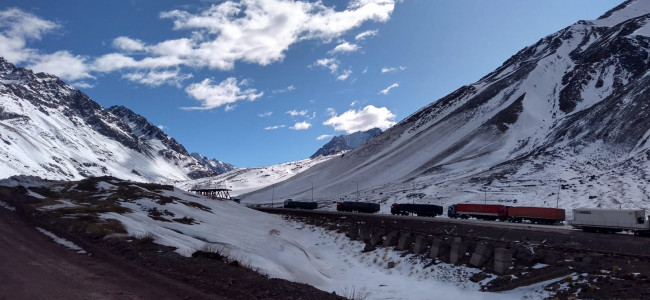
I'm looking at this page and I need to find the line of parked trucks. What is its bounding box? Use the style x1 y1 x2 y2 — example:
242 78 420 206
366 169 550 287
283 199 650 235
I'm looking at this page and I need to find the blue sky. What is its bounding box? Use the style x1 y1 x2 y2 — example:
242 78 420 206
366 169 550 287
0 0 622 168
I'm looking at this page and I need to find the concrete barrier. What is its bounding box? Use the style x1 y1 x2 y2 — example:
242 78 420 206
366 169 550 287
470 243 493 267
450 237 469 264
397 232 414 251
429 239 450 259
412 235 428 254
494 248 512 274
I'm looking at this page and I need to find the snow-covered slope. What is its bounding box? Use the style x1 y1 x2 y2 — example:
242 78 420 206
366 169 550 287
0 58 217 182
175 155 335 197
310 128 382 158
241 0 650 214
1 176 548 299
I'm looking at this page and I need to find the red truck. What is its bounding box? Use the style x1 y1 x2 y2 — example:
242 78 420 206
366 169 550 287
506 206 565 224
447 204 507 220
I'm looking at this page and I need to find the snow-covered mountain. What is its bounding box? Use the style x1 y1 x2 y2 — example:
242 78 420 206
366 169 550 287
241 0 650 213
175 155 335 197
0 58 218 182
310 128 382 158
189 152 237 175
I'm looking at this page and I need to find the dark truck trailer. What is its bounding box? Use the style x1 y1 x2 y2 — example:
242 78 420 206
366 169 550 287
336 201 380 213
506 206 565 224
283 199 318 210
447 204 507 220
391 203 443 217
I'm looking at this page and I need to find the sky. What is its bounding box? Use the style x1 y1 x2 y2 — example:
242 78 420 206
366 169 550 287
0 0 624 168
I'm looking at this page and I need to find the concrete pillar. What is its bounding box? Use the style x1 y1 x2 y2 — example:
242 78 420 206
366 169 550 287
383 231 400 247
494 248 512 274
397 232 414 251
412 235 428 254
449 237 469 265
470 243 493 267
429 239 450 259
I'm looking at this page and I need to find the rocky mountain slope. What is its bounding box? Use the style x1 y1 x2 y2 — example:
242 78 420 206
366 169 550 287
189 152 237 175
310 128 382 158
241 0 650 213
0 58 220 182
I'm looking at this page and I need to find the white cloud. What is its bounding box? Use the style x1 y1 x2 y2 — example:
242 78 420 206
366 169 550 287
323 105 396 133
0 8 59 64
258 111 273 117
155 0 395 70
287 109 308 116
329 41 359 54
355 29 378 41
113 36 146 52
123 68 192 87
264 125 286 130
28 51 94 81
272 84 296 94
183 77 263 110
350 101 359 107
290 121 312 130
317 134 333 141
312 58 339 73
378 82 399 95
337 69 352 81
381 66 406 73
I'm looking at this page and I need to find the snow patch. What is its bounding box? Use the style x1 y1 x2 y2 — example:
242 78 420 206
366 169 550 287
36 227 87 254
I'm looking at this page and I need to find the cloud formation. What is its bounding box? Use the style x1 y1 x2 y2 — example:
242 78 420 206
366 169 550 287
183 77 263 110
287 109 308 116
323 105 396 133
317 134 333 141
381 66 406 73
378 82 399 95
0 1 395 91
355 30 378 41
290 121 311 130
329 41 360 54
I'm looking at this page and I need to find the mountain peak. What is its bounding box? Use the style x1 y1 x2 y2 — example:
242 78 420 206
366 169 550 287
310 128 382 158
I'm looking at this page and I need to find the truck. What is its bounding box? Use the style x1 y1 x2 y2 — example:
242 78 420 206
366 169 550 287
447 204 507 220
336 201 380 213
283 199 318 210
391 203 443 217
506 206 565 224
570 208 650 234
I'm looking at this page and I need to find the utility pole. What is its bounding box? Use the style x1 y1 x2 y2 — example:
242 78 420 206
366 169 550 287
352 180 359 199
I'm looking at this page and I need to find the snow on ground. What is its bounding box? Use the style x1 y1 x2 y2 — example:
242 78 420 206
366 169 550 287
100 185 550 299
36 227 87 254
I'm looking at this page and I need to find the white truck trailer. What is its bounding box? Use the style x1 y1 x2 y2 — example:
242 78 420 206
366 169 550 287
570 208 650 234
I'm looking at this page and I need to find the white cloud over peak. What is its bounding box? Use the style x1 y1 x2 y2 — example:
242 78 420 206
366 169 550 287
28 51 94 81
378 82 399 95
329 41 360 54
0 9 92 83
323 105 396 133
317 134 333 141
290 121 311 130
183 77 263 110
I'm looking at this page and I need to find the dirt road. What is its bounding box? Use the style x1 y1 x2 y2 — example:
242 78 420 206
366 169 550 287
0 206 220 300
